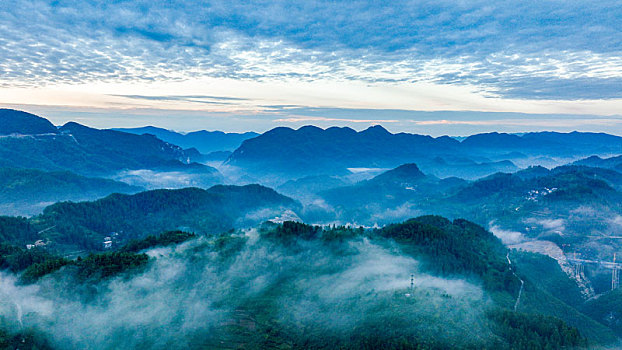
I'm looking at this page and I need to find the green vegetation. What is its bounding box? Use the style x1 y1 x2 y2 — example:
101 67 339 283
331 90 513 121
20 252 149 283
318 163 622 260
217 220 594 348
242 219 597 348
36 184 298 252
511 250 584 306
0 241 149 284
517 278 617 344
4 110 622 348
504 250 619 343
264 221 363 243
580 288 622 337
0 216 38 246
121 230 197 252
74 252 149 280
381 216 518 295
20 257 70 284
489 309 587 349
0 217 617 348
265 221 322 241
0 244 55 273
0 326 53 350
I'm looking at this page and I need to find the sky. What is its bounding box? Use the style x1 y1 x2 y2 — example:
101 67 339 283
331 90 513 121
1 0 621 135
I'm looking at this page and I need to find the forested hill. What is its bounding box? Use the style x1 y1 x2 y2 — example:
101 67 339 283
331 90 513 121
380 216 511 291
265 218 617 346
34 184 301 251
1 217 613 349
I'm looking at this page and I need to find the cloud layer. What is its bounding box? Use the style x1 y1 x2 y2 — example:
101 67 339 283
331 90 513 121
1 0 621 100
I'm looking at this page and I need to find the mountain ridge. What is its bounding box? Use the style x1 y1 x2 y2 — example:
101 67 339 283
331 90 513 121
36 184 301 251
226 125 622 179
0 109 59 135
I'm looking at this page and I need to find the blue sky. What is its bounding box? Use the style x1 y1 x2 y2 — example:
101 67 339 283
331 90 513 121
1 1 621 135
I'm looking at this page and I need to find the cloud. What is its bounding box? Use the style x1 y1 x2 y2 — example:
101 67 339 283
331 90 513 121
368 203 422 225
525 217 566 234
273 116 400 123
489 225 526 245
1 0 621 100
112 169 221 189
412 117 622 127
110 94 249 105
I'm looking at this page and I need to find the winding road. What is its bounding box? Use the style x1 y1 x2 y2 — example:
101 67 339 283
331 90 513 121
506 252 524 311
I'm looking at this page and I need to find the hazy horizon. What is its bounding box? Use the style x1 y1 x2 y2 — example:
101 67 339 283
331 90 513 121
7 106 622 138
1 1 621 136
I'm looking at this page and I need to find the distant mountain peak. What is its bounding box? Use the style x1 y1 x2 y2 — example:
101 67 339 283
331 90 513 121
298 125 323 132
0 109 59 135
384 163 425 176
326 126 356 133
361 124 391 136
461 132 523 146
60 121 92 131
370 163 426 184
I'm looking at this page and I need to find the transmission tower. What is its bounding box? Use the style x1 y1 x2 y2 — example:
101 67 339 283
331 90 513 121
612 253 620 291
573 263 584 279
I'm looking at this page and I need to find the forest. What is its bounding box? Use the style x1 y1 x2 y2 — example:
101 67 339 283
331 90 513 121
0 219 605 349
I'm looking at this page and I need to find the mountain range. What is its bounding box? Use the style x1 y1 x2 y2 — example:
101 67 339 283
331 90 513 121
0 109 214 176
226 125 622 179
6 109 622 184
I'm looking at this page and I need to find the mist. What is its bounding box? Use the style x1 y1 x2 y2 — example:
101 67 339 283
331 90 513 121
0 228 494 349
112 169 222 190
489 224 526 245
